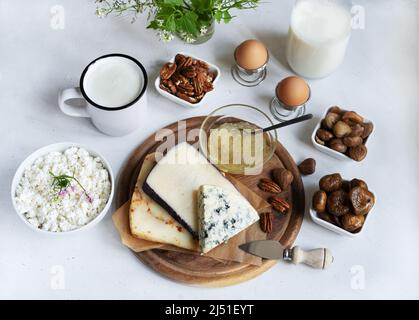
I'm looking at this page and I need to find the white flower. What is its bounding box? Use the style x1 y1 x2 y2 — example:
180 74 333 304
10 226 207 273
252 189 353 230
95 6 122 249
200 25 208 35
158 30 174 42
179 32 196 43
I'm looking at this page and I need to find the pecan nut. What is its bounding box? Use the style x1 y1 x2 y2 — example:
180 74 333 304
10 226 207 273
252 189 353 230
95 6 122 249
160 62 177 80
258 178 282 193
269 196 290 214
260 212 273 233
181 66 197 78
175 54 187 68
176 92 197 104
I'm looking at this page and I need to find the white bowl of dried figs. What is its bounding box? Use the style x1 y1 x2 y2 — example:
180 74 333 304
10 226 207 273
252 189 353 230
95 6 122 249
310 173 376 237
311 106 374 162
155 52 220 108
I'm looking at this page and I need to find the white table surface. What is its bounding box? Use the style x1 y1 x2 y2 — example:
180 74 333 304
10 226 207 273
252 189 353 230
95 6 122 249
1 0 419 300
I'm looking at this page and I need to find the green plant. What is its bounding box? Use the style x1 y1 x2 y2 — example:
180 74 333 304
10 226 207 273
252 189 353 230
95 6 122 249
96 0 260 43
49 171 92 203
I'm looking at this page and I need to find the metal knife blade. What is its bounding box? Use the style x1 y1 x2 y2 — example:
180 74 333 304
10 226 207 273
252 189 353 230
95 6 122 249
239 240 285 260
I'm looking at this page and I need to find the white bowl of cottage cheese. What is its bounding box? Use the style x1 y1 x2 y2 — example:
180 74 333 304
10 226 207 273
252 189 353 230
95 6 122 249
11 142 114 234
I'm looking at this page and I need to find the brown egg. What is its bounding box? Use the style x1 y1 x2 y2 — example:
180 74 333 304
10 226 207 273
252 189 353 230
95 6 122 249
276 76 310 107
235 39 268 70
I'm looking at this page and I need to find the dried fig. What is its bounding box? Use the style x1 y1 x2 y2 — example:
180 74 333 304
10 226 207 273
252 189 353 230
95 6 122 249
333 121 352 138
327 190 351 216
341 214 365 232
342 180 351 192
315 136 325 146
343 136 363 147
298 158 316 175
350 178 368 190
312 190 327 213
322 112 341 130
328 106 342 114
349 123 365 137
318 211 341 227
319 173 343 193
361 122 374 139
329 138 347 153
272 168 294 190
349 186 375 215
342 111 363 124
316 129 334 142
348 144 367 161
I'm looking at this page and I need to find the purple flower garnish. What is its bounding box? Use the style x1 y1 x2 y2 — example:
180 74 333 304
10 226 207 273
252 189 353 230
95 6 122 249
86 194 93 204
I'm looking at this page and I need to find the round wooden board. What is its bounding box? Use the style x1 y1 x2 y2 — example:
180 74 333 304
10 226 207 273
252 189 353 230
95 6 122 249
116 116 305 287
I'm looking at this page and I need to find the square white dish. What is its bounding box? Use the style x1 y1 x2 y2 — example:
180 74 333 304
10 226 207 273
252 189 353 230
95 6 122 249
309 194 375 237
154 52 220 108
311 108 374 161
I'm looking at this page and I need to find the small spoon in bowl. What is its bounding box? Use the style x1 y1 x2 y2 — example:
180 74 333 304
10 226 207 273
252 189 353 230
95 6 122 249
240 114 313 135
262 113 313 132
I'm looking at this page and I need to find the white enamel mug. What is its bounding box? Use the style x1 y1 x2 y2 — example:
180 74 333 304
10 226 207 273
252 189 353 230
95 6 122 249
58 54 148 136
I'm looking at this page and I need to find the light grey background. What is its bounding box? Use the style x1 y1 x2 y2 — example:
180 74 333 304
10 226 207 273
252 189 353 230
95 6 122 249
1 0 418 299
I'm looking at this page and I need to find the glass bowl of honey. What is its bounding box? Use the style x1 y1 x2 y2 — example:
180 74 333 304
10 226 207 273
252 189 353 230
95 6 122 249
199 104 277 175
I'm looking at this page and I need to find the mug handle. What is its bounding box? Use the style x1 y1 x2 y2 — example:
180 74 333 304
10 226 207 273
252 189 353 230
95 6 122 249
58 87 90 118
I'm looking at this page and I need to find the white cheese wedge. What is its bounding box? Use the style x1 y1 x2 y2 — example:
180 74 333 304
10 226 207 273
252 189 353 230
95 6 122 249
129 153 198 251
143 142 241 238
197 185 260 253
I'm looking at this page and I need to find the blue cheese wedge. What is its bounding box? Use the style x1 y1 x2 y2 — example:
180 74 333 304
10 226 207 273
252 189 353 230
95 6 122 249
198 185 259 253
143 142 241 239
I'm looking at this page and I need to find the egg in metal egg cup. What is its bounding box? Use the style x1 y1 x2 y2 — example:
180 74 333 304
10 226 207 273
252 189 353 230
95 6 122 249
270 77 311 122
231 40 269 87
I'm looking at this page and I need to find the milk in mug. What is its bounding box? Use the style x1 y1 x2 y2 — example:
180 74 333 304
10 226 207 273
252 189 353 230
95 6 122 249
286 0 352 79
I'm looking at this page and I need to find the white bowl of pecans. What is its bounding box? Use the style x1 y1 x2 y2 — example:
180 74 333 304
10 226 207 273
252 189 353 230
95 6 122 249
155 52 220 108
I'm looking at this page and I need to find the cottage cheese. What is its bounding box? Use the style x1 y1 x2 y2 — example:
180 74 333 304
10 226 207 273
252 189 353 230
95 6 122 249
15 147 111 232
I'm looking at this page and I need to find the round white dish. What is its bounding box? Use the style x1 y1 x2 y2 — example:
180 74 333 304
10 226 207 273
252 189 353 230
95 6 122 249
311 108 374 161
11 142 114 235
154 52 221 108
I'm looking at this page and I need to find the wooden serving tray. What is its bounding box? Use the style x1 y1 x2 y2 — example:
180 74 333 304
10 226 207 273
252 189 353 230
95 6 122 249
116 116 305 287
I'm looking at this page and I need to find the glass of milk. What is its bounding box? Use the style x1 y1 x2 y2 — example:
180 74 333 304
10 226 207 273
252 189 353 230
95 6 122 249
286 0 352 79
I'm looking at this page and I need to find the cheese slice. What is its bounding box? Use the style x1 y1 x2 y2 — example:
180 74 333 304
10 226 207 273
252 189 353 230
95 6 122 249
143 142 241 239
197 185 260 253
129 153 198 251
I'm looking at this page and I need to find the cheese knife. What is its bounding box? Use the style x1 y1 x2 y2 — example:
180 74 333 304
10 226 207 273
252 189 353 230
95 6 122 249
239 240 333 269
